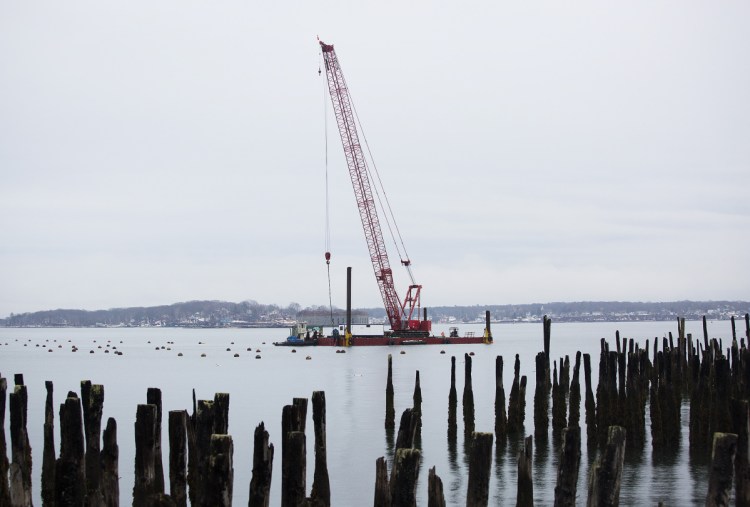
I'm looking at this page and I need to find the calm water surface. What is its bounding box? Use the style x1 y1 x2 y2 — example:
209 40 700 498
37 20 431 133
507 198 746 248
0 320 730 505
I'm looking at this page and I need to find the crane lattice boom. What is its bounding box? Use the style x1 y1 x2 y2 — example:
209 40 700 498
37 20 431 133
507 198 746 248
320 40 429 334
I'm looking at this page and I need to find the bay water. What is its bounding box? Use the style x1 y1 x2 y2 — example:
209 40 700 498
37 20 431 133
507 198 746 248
0 320 729 505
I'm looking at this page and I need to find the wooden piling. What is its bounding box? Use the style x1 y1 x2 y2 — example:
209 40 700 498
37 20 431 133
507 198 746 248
508 355 521 434
373 456 389 507
732 399 750 506
516 435 533 507
55 391 85 507
281 400 307 507
9 382 33 507
248 422 274 507
533 352 549 439
448 356 457 442
463 354 475 437
386 355 395 431
0 376 9 507
42 380 56 507
552 361 567 435
309 391 330 507
466 432 493 507
82 380 106 506
568 352 581 429
206 434 233 507
587 425 626 507
427 466 446 507
147 387 165 496
389 448 421 507
543 316 552 390
553 426 581 507
168 410 188 507
706 432 738 507
495 356 508 442
133 403 158 506
583 353 597 447
101 417 119 507
395 409 419 451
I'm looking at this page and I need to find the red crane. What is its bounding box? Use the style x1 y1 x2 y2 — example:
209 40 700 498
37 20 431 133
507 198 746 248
320 40 431 336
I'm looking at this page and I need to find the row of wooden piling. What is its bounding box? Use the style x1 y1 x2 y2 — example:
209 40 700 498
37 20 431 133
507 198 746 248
2 313 750 505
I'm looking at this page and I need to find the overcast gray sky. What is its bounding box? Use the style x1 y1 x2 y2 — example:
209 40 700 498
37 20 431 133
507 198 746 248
1 1 748 317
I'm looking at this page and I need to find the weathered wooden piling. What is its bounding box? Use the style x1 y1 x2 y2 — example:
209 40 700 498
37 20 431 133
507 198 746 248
374 456 389 507
552 360 567 435
206 434 233 507
448 356 458 443
168 410 188 507
395 409 419 451
561 355 570 398
495 356 508 442
706 432 738 507
389 448 421 507
0 375 9 507
82 380 105 506
553 426 581 507
281 398 307 507
42 380 56 506
732 399 750 506
543 315 552 390
248 422 274 507
533 352 548 439
386 354 395 431
147 387 165 496
583 354 597 447
413 371 422 444
10 381 33 507
133 403 158 506
463 354 475 437
101 417 119 507
587 426 626 507
508 355 521 434
309 391 330 507
568 352 581 429
466 432 493 507
427 466 446 507
516 435 533 507
56 391 85 507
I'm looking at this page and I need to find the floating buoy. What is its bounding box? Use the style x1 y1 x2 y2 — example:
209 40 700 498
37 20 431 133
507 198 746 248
234 353 240 358
104 349 109 354
306 356 312 360
226 348 231 351
469 351 475 356
400 351 406 355
247 347 251 351
48 349 53 352
89 350 94 354
178 352 183 357
291 349 297 353
440 350 446 354
256 349 261 353
255 355 261 359
201 353 206 357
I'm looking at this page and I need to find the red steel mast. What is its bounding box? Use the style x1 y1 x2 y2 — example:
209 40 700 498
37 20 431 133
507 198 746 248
320 40 430 335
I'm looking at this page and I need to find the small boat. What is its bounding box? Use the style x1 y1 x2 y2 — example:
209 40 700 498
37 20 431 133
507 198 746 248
273 323 320 347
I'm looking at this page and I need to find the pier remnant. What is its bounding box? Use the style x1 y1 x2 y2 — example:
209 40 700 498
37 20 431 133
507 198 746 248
248 422 274 507
9 379 33 507
587 426 626 507
706 433 738 507
516 435 533 507
169 410 188 507
466 432 493 507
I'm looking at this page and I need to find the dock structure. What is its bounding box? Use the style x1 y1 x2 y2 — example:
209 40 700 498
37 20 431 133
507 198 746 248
1 312 750 505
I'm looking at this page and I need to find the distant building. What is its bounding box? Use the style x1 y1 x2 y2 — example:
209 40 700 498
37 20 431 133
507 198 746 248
296 309 369 327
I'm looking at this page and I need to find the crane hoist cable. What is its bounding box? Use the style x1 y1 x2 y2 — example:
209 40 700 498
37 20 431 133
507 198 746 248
321 54 334 327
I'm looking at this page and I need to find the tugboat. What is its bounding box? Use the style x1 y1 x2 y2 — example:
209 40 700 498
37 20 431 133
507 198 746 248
273 323 321 347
